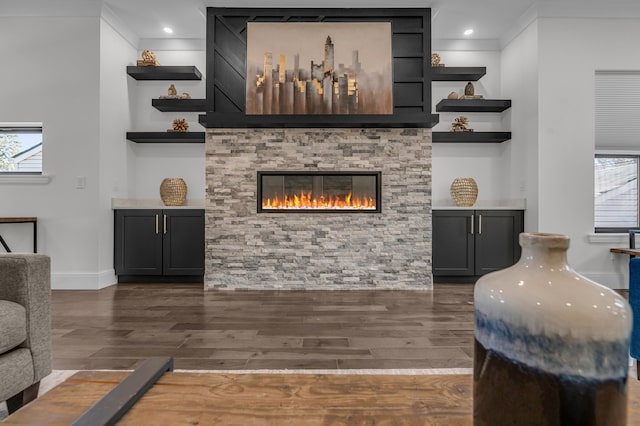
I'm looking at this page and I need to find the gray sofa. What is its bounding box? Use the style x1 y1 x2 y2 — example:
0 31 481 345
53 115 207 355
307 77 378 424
0 254 51 414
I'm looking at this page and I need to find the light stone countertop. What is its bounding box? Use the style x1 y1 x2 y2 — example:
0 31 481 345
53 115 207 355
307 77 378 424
432 199 526 210
111 198 205 210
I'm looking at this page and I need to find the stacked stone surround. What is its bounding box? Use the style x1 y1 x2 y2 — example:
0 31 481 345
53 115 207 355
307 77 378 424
205 128 432 290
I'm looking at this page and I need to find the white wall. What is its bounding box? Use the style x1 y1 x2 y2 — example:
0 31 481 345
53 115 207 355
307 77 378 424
436 18 640 289
98 19 137 281
128 50 206 201
501 21 539 231
0 17 103 289
535 18 640 288
0 17 204 289
431 50 511 204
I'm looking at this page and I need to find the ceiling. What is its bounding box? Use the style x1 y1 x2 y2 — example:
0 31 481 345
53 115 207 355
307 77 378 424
4 0 640 50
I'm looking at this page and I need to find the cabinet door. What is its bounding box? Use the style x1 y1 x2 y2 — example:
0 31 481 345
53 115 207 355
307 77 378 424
162 209 204 276
432 210 475 276
474 210 523 275
114 210 163 275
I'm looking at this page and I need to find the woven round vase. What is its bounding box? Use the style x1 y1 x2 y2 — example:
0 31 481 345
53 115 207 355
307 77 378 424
160 178 187 206
474 233 632 425
450 178 478 207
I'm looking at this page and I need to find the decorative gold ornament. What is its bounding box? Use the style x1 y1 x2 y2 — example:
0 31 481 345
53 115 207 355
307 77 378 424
431 52 445 67
137 49 160 66
450 178 478 207
180 92 192 99
160 178 187 206
168 84 177 96
169 118 189 132
451 116 473 132
448 91 459 99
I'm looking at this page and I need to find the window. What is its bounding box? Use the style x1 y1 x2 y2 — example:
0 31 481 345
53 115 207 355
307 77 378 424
595 154 639 232
594 71 640 232
0 124 43 174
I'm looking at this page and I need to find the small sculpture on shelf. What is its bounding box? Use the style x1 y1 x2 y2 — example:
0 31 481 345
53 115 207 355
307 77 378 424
160 84 179 99
447 91 459 99
465 82 475 96
136 49 160 66
431 52 445 67
159 84 193 100
168 118 189 133
451 116 473 132
460 81 483 99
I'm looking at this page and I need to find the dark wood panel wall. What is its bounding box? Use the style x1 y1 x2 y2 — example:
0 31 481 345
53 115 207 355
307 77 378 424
199 8 439 128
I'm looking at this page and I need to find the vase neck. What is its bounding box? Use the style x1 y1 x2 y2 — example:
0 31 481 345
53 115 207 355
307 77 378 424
518 233 570 269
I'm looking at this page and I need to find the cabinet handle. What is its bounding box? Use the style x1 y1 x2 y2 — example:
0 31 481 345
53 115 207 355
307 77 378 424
155 214 159 234
163 214 167 235
470 214 474 234
478 215 482 235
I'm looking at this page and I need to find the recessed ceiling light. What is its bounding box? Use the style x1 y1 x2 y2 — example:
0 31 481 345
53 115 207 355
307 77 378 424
463 29 474 36
163 27 174 34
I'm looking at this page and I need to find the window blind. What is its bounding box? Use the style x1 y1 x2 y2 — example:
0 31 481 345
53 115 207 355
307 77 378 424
595 71 640 149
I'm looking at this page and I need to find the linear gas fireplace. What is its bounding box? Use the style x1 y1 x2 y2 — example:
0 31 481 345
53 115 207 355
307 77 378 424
258 171 381 213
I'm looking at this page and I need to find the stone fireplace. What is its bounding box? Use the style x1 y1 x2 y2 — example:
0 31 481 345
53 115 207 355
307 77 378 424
205 128 432 290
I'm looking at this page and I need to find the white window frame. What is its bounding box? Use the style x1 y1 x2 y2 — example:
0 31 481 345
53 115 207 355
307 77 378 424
595 150 640 233
0 122 50 184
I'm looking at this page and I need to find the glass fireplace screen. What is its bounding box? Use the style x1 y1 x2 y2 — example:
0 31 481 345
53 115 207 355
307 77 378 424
258 171 381 213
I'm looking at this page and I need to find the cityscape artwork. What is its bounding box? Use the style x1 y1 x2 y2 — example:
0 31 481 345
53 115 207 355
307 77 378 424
246 22 393 115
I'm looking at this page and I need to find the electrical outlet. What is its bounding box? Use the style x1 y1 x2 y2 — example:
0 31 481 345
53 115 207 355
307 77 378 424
76 176 86 189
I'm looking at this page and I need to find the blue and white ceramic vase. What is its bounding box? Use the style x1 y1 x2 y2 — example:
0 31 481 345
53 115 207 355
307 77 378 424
474 232 632 425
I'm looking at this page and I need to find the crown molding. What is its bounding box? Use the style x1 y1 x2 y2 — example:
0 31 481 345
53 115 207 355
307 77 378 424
499 3 539 49
100 3 139 49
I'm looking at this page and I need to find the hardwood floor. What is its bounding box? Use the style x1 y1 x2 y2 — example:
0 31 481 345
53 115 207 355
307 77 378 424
51 284 475 371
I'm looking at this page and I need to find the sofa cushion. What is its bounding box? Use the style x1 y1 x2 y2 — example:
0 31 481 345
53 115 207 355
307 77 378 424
0 300 27 353
0 348 34 403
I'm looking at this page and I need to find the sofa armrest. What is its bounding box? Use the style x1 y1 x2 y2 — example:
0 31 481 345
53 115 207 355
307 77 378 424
0 254 51 381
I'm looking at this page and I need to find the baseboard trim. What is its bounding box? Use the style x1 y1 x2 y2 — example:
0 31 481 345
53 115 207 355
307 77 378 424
52 270 117 290
117 275 204 284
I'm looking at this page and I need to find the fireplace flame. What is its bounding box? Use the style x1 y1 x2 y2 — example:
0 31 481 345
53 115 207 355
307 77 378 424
263 192 376 210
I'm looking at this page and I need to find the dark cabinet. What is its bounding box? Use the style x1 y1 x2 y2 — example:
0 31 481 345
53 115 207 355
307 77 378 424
432 209 524 281
114 209 204 281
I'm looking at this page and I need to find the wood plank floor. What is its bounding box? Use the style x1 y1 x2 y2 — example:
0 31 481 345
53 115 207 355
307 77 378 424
51 284 475 371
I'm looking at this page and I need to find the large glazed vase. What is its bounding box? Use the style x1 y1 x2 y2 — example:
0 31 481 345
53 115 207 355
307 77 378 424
474 232 632 425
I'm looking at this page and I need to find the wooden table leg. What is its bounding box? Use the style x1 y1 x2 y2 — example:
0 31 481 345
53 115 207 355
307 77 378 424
32 220 37 253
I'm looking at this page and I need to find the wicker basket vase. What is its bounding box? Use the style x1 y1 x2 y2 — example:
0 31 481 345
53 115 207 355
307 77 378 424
450 178 478 207
160 178 187 206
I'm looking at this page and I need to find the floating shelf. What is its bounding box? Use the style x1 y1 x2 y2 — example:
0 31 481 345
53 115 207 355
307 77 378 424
126 66 202 80
431 67 487 81
152 99 207 112
126 132 205 143
432 132 511 143
436 99 511 113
